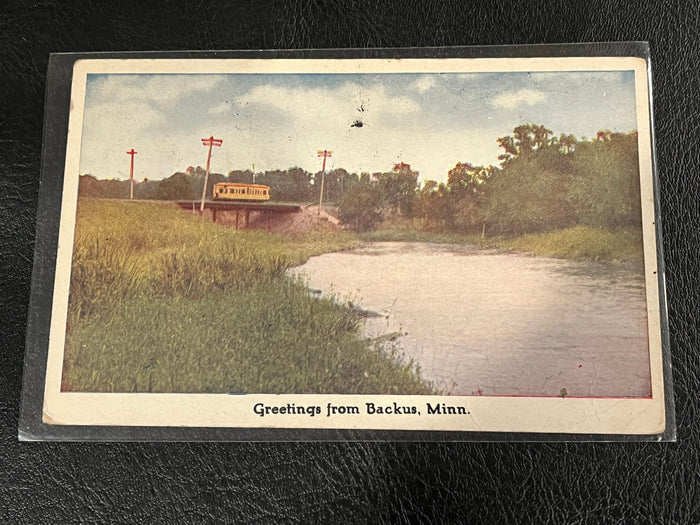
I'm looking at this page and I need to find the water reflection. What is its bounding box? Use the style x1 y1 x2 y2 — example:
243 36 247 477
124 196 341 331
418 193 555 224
290 242 651 397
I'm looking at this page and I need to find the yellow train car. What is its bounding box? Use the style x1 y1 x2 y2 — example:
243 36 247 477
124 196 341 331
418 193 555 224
213 182 270 201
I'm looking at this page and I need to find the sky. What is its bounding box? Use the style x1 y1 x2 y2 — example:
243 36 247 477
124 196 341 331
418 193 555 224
79 70 638 183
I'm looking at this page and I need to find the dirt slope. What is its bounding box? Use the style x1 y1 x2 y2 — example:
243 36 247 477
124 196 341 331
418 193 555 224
207 204 341 234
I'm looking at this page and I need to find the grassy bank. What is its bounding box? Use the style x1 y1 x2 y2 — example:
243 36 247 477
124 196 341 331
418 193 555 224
359 228 478 244
495 225 644 262
63 199 432 394
361 223 643 263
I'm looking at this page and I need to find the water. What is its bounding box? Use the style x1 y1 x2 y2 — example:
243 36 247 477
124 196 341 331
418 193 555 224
290 242 651 397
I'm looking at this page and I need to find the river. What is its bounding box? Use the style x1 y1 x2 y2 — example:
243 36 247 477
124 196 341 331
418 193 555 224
289 242 651 398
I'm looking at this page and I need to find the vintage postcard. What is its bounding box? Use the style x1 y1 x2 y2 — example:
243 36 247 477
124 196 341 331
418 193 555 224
20 46 673 440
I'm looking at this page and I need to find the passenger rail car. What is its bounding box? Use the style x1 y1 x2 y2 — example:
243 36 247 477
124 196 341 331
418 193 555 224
213 183 270 201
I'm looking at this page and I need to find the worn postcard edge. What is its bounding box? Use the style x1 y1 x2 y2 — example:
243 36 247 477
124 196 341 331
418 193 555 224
21 49 672 440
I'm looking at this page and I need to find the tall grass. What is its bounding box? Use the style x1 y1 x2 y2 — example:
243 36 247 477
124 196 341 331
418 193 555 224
63 282 429 394
361 222 643 263
68 200 356 318
63 199 431 394
496 225 644 262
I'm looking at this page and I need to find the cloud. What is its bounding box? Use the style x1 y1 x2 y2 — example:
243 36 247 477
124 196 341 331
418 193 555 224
78 70 637 184
528 71 628 84
235 82 420 129
455 73 488 81
90 74 224 108
412 76 436 93
489 89 546 110
80 75 499 183
208 101 231 115
83 101 165 133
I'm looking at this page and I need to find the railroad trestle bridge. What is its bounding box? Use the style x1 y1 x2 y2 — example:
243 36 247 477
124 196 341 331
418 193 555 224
176 201 301 230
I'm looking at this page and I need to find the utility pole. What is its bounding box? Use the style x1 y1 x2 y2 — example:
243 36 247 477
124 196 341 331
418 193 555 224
317 149 332 216
126 148 137 199
200 136 223 212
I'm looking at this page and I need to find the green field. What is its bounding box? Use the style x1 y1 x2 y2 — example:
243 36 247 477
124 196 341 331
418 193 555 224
62 199 433 394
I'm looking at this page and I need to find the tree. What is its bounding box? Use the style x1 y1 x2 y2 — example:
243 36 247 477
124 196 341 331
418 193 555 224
496 135 518 165
596 129 612 142
325 168 350 202
78 174 102 198
567 131 641 229
156 172 194 200
134 178 158 200
483 160 575 235
485 125 575 234
420 182 454 229
414 180 443 227
284 167 314 201
254 167 314 201
484 125 640 235
373 163 419 216
445 163 491 232
447 162 489 196
532 124 553 150
498 124 553 164
557 134 577 155
227 169 255 183
338 181 384 231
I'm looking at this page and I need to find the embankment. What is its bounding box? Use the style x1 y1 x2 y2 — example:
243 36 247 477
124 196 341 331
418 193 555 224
62 199 432 394
361 224 644 263
194 204 341 234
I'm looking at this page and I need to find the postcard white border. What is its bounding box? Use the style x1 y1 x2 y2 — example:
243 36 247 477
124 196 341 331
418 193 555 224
42 56 665 435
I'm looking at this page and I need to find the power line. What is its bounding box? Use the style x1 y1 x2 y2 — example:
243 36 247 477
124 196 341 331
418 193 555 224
126 149 137 200
200 136 223 212
317 149 332 216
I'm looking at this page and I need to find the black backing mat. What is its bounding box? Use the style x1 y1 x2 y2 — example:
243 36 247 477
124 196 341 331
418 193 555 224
17 44 675 444
2 1 698 522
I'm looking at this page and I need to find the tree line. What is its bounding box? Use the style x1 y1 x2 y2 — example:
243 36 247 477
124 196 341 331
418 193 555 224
79 123 641 237
339 124 642 236
79 165 362 203
78 161 413 208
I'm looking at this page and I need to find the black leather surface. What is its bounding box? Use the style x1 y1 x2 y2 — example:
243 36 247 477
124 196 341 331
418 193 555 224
1 1 698 522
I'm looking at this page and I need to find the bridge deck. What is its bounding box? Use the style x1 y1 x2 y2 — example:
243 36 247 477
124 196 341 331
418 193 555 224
175 200 301 212
175 200 302 230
